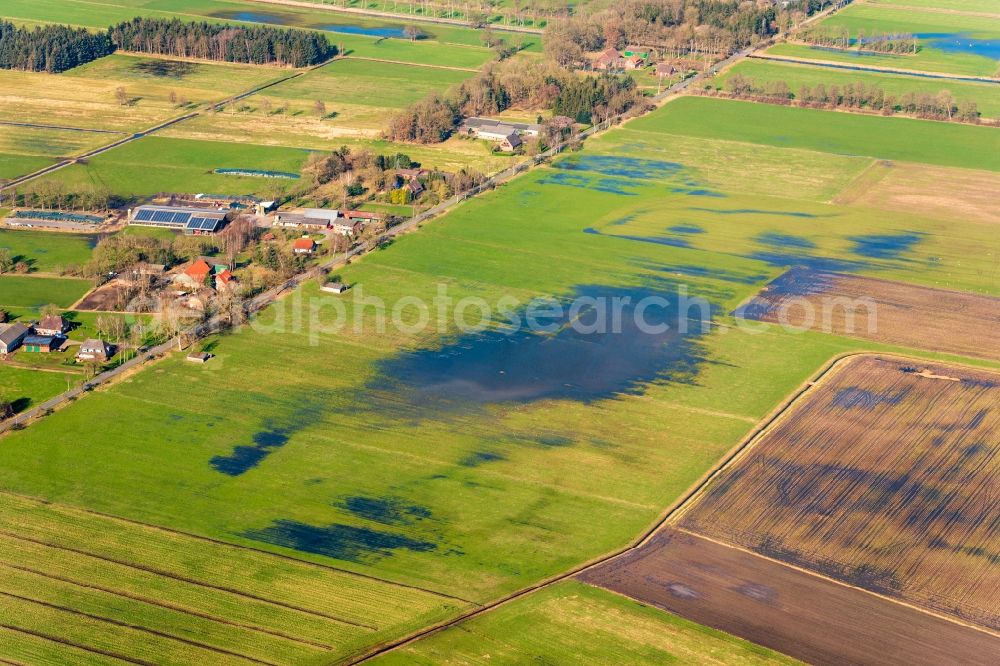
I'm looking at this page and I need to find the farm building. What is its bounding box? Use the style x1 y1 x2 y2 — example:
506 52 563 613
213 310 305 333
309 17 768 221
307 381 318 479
186 351 212 364
460 118 541 138
175 259 214 288
593 48 625 71
22 335 60 353
215 270 238 292
129 205 229 234
273 208 339 230
0 323 30 354
77 339 113 362
623 55 645 70
321 282 348 294
292 238 317 255
345 210 383 224
497 132 522 152
655 62 676 77
331 220 364 236
34 315 69 337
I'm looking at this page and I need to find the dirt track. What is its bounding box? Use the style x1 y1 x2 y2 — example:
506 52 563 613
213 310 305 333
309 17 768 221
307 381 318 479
579 528 1000 666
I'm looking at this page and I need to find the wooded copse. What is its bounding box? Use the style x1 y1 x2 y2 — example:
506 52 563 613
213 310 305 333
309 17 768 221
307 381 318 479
0 20 114 73
0 17 335 73
386 59 641 143
109 18 335 67
798 26 919 54
717 73 983 123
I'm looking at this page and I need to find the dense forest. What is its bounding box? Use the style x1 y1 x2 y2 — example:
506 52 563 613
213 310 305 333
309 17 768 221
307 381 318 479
0 20 114 73
109 18 335 67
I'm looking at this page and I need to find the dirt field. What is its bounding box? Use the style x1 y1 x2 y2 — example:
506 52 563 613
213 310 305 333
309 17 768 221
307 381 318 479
834 161 1000 225
679 355 1000 629
73 279 138 311
579 528 1000 666
738 269 1000 361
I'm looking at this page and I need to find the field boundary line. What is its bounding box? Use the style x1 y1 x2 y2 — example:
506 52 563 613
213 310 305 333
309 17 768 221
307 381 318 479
339 55 478 72
0 623 154 666
0 488 477 606
671 527 1000 640
0 529 379 630
0 120 124 135
243 0 544 35
0 559 336 650
0 589 283 666
748 52 1000 84
865 2 1000 20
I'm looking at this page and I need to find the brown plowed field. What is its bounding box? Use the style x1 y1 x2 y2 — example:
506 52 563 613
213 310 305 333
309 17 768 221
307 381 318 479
579 355 1000 664
738 269 1000 361
678 355 1000 629
579 528 1000 666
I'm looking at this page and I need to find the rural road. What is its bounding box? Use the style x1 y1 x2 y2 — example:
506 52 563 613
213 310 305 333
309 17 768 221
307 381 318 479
243 0 544 34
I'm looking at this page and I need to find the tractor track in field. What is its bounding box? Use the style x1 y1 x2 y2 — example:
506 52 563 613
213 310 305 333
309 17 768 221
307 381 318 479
0 623 154 666
0 559 336 651
0 589 281 666
0 529 379 630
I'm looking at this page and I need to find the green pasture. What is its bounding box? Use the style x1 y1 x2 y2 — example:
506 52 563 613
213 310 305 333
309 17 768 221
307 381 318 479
718 59 1000 118
629 96 1000 171
788 2 1000 76
0 154 55 181
0 276 92 309
372 580 800 665
767 41 998 78
267 58 473 109
0 125 110 180
0 229 98 274
0 365 72 415
38 136 312 198
867 0 1000 12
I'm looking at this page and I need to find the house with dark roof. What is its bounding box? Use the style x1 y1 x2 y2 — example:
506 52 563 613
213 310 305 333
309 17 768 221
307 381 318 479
0 323 31 355
35 314 69 337
498 132 522 152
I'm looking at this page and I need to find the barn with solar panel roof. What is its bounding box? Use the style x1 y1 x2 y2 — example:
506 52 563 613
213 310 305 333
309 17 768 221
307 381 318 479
128 205 230 235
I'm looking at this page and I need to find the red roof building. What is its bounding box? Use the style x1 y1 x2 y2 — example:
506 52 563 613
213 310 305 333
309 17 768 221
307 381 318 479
292 238 317 254
185 259 212 283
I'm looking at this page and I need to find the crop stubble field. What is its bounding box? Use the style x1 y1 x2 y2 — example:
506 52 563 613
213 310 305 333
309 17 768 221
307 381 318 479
739 269 1000 361
581 354 1000 664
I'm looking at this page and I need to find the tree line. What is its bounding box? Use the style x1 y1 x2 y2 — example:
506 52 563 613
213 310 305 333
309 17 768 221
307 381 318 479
109 18 335 67
718 73 983 123
0 20 114 73
0 17 335 73
799 26 919 54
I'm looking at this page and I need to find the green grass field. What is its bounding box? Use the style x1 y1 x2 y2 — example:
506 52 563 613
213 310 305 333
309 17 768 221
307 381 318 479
0 365 72 414
2 92 1000 660
629 96 1000 171
0 125 111 180
785 1 1000 76
37 136 312 198
371 581 801 664
719 59 1000 118
867 0 999 12
0 229 98 273
0 276 92 309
